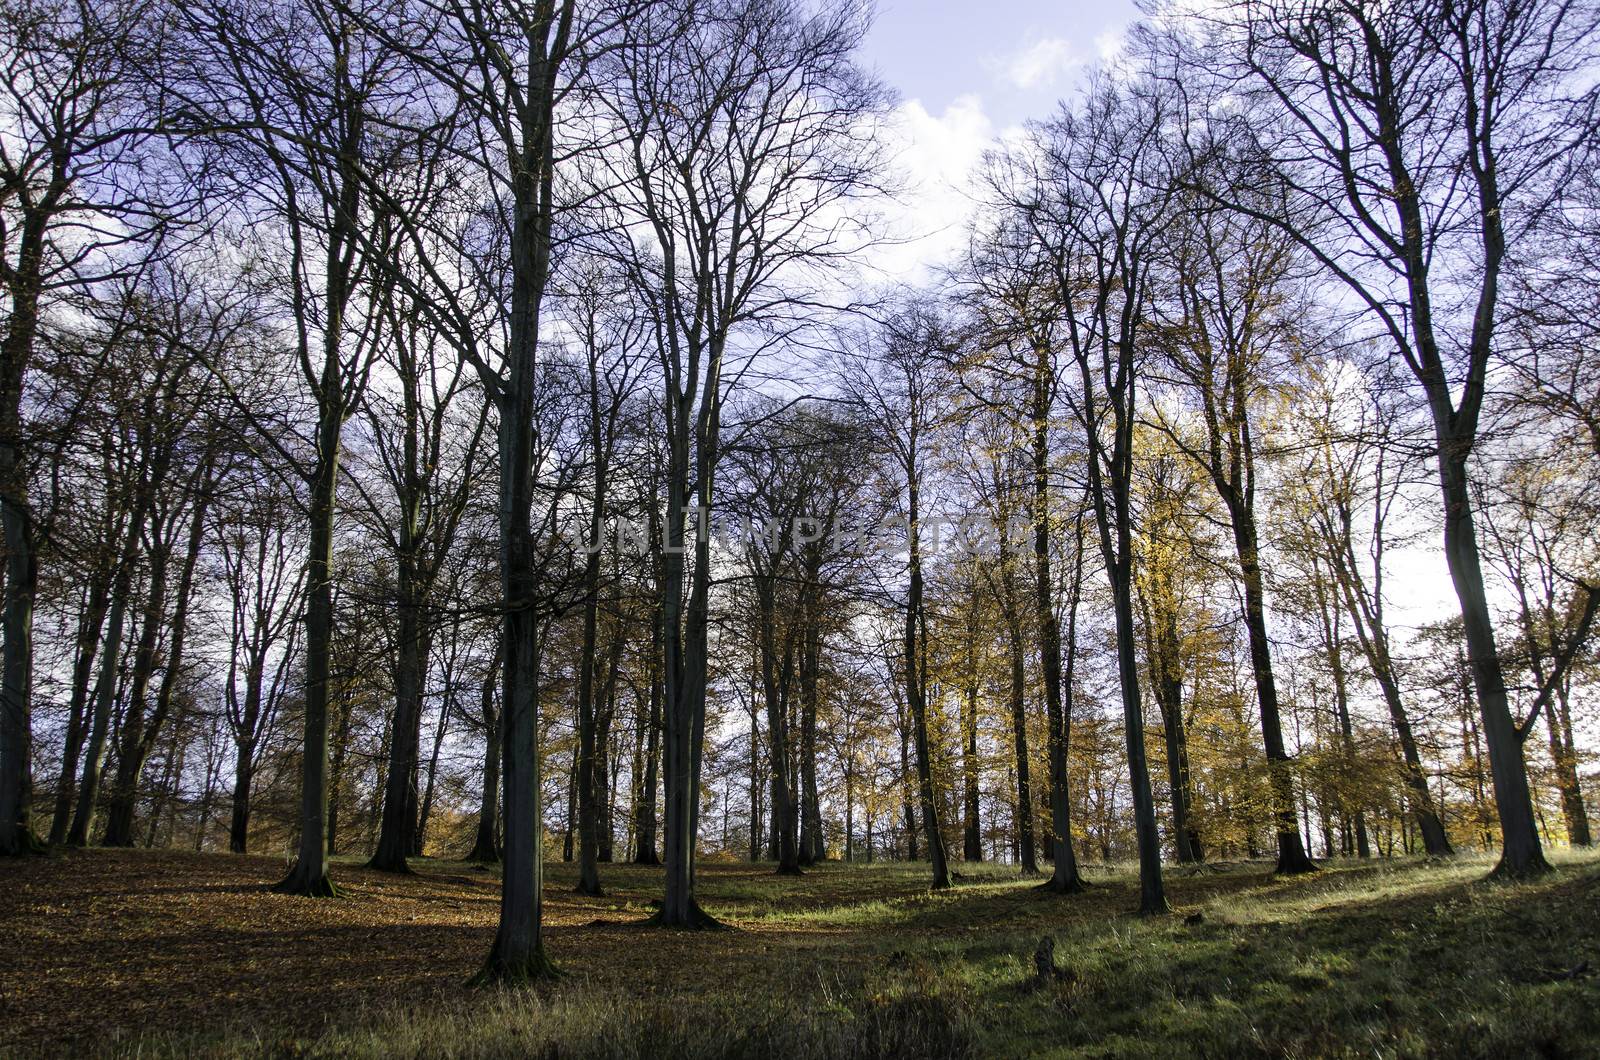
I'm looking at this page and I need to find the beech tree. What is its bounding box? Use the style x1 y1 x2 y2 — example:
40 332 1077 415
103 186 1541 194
600 0 889 923
0 0 166 856
1016 77 1174 914
1201 0 1600 877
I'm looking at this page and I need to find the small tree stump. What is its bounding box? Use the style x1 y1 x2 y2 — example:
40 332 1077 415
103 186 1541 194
1033 936 1059 984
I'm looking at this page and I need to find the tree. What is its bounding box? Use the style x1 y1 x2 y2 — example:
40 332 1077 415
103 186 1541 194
1146 149 1317 873
215 471 305 853
0 0 165 855
1017 77 1173 913
1132 444 1208 864
843 303 956 890
600 0 889 923
1290 366 1454 856
561 261 649 895
1204 0 1600 878
362 271 488 874
957 218 1089 890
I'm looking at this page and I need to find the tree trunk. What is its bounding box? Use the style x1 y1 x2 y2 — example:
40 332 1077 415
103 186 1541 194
0 220 46 857
799 612 824 865
757 582 800 874
1442 452 1546 875
467 652 502 862
574 494 606 892
1230 509 1316 875
68 526 142 847
1313 573 1371 859
101 526 175 847
1006 609 1038 873
905 466 950 889
370 556 426 872
632 625 661 865
961 666 982 863
1547 684 1591 847
274 401 340 897
50 575 111 845
1141 581 1202 864
229 748 254 854
1033 371 1082 894
413 686 449 856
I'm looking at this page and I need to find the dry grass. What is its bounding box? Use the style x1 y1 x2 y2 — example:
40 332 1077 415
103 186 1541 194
3 846 1598 1058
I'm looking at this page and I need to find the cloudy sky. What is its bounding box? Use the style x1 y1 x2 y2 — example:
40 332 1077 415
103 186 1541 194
858 0 1143 279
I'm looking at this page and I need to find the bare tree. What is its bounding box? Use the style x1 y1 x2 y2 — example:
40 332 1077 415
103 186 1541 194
599 0 889 923
1014 77 1173 914
1201 0 1600 877
841 302 956 890
0 0 167 855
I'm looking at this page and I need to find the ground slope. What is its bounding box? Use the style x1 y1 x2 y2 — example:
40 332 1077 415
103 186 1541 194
2 848 1597 1057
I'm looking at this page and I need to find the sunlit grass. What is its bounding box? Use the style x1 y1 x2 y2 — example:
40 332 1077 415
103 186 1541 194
28 848 1600 1058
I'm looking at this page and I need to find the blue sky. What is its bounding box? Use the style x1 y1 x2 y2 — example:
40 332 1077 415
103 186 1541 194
857 0 1145 280
862 0 1142 131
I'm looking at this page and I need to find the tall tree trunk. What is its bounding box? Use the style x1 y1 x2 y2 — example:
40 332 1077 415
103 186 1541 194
632 622 661 865
900 703 917 861
329 681 358 857
746 702 761 861
0 218 47 857
68 524 143 846
274 394 340 897
758 583 800 874
905 463 950 889
1033 366 1082 894
101 528 175 846
467 651 502 863
1310 567 1370 859
371 555 426 872
656 358 724 927
1005 609 1038 873
414 691 449 855
1230 509 1316 875
596 684 616 863
229 746 254 854
799 612 824 865
1547 684 1590 847
104 470 211 847
50 574 112 845
574 480 606 892
1145 591 1202 863
961 663 982 863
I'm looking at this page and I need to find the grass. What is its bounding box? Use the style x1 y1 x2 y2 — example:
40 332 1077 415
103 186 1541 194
3 847 1597 1058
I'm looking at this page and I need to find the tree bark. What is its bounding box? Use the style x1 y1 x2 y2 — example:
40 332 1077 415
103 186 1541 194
467 651 502 862
905 457 950 889
1032 352 1082 894
49 573 112 845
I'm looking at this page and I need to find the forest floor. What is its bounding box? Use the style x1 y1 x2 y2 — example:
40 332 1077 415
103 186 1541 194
3 846 1598 1059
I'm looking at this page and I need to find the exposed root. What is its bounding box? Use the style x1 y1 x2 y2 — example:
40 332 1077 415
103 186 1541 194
644 896 730 931
1488 854 1555 882
470 944 564 987
1035 875 1087 895
271 866 340 898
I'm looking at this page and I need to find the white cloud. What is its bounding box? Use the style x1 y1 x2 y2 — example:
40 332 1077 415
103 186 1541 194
869 95 996 283
994 36 1078 91
1094 29 1128 63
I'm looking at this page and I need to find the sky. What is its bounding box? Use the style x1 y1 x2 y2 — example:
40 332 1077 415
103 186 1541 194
858 0 1144 279
863 0 1141 129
